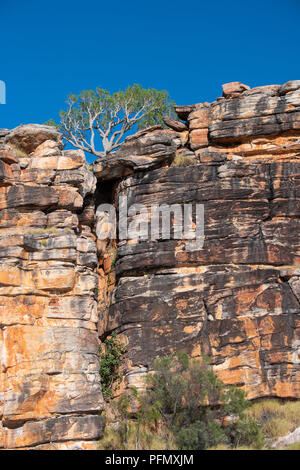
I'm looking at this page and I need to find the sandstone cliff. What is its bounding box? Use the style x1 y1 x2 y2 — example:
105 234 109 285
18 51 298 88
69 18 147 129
1 80 300 449
106 81 300 403
0 125 104 449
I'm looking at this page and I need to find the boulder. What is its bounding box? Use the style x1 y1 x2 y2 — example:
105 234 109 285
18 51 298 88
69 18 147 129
222 81 251 99
93 127 177 180
279 80 300 95
163 115 188 131
4 124 62 154
273 427 300 449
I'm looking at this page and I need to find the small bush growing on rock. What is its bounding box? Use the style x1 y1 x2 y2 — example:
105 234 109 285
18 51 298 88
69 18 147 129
10 144 28 158
170 153 195 167
106 245 117 268
99 333 126 400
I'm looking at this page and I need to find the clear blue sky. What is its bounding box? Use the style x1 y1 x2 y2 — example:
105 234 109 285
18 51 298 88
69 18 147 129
1 0 299 134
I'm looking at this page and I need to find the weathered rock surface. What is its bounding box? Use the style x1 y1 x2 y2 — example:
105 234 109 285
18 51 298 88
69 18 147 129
93 127 178 180
2 80 300 449
101 81 300 401
0 130 103 449
222 81 250 99
0 130 10 145
4 124 62 154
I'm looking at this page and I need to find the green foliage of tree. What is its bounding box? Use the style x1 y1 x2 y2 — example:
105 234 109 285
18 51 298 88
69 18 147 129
98 352 265 450
175 419 226 450
229 414 266 449
48 84 175 158
99 333 126 400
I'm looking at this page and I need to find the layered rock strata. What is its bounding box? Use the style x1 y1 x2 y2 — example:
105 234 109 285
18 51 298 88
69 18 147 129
103 81 300 400
1 80 300 449
0 125 104 449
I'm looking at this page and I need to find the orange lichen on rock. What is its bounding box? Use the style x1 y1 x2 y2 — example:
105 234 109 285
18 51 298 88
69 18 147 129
0 126 103 449
104 81 300 403
2 81 300 449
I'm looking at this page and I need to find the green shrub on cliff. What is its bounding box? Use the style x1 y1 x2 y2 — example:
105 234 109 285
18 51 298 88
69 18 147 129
170 153 195 167
99 333 126 400
98 352 265 450
137 353 264 450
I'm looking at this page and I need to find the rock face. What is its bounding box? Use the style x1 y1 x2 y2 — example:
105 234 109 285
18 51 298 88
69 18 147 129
93 126 178 180
1 80 300 449
0 128 104 449
104 81 300 400
0 130 10 146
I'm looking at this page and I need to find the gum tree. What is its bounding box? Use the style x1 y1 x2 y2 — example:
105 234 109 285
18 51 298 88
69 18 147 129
49 84 174 158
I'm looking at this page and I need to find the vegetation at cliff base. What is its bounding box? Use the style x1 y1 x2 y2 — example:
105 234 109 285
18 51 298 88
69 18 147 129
99 353 264 450
47 84 174 158
244 399 300 442
99 352 300 450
